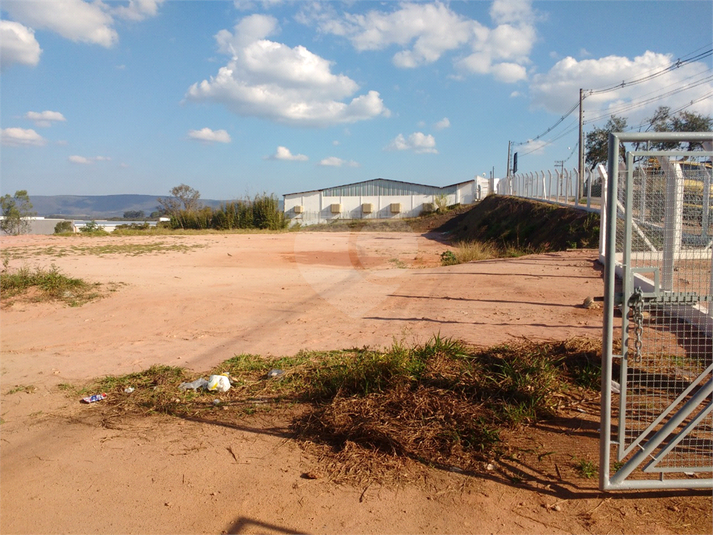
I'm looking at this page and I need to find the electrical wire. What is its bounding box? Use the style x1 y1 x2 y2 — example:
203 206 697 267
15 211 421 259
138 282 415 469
586 48 712 95
583 74 713 124
512 100 579 146
510 43 712 160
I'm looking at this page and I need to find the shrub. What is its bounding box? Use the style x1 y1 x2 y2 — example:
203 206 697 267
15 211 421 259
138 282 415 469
54 221 74 234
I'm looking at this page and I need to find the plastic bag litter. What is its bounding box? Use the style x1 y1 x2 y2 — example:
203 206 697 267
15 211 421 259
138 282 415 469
267 369 285 379
178 378 209 391
207 374 231 393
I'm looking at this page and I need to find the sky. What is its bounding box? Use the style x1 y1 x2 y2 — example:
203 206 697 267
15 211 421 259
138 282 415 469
1 0 712 200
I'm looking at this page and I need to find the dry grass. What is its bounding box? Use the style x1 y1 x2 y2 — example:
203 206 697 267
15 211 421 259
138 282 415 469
71 337 603 484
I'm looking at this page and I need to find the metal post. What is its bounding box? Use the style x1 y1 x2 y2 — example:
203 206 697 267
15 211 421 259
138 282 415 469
600 133 621 491
578 88 585 206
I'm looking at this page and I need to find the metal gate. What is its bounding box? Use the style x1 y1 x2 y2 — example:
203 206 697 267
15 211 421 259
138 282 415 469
600 132 713 490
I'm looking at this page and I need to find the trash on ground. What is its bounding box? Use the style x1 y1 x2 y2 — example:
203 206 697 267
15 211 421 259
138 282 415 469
124 387 135 394
213 399 221 406
81 393 107 404
178 378 209 391
207 374 231 393
267 369 285 379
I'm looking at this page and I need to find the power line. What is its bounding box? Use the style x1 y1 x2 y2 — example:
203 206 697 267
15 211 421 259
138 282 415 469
585 48 712 95
518 120 579 156
513 100 579 146
583 74 713 124
632 90 713 131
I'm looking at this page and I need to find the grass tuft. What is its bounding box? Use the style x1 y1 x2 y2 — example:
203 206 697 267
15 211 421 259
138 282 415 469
0 264 102 306
71 336 603 482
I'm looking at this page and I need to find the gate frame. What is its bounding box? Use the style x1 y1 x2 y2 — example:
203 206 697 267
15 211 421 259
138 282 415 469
600 131 713 491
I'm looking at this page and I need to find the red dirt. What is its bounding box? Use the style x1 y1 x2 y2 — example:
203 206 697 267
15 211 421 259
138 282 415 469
1 231 710 535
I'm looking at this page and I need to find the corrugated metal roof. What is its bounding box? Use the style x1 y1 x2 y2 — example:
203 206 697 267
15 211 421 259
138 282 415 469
284 177 473 197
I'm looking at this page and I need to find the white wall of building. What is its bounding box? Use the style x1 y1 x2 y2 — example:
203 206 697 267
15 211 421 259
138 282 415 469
284 180 480 226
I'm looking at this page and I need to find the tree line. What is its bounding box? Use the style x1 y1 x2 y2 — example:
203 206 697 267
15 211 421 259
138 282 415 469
585 106 712 169
0 185 286 235
156 184 287 231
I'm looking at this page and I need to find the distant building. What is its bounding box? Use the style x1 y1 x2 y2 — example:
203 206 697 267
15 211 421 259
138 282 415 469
284 177 495 226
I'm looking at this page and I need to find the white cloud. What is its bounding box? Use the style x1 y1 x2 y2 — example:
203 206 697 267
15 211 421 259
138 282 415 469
309 1 536 84
3 0 118 47
25 110 66 128
186 14 389 126
489 0 533 25
530 51 713 121
265 146 308 161
0 20 41 69
517 139 548 155
434 117 450 130
319 156 359 167
111 0 165 22
188 128 232 144
1 127 45 146
234 0 284 10
2 0 164 53
386 132 438 154
490 61 527 83
318 2 478 68
68 155 111 164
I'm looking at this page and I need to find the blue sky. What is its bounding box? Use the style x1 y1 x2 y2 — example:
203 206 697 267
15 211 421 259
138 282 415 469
1 0 712 200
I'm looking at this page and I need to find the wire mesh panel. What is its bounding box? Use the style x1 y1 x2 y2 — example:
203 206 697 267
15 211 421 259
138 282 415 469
601 132 713 490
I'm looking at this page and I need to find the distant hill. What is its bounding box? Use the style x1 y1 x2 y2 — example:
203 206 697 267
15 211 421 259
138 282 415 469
28 194 226 219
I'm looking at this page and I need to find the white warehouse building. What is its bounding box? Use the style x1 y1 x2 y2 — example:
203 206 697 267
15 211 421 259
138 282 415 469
284 177 495 226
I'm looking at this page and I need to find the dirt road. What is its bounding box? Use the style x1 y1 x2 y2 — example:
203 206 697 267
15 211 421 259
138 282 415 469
1 232 709 534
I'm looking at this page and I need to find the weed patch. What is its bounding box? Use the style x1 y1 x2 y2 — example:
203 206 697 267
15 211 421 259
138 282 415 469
74 337 602 484
0 264 104 306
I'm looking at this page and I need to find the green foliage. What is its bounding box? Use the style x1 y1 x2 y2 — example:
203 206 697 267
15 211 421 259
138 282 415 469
440 250 457 265
123 210 145 219
79 220 106 234
78 337 602 468
646 106 713 150
1 190 36 236
434 193 449 213
574 457 598 479
166 193 287 231
585 115 628 170
157 184 202 228
114 222 150 231
0 263 100 306
54 220 74 234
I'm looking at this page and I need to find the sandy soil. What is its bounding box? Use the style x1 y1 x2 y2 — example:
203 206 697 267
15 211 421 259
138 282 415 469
1 231 710 535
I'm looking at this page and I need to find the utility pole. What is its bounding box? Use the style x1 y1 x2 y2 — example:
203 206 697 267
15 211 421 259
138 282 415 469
578 88 585 205
506 140 512 195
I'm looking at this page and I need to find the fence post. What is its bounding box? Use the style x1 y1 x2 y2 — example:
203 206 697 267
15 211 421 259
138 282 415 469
658 157 684 291
598 164 608 262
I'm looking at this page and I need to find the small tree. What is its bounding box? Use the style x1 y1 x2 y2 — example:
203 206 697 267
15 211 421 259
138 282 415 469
54 221 74 234
123 210 145 219
1 190 36 235
585 115 628 170
645 106 713 150
157 184 202 229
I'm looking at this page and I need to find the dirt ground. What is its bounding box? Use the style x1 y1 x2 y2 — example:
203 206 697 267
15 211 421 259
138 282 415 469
1 231 710 535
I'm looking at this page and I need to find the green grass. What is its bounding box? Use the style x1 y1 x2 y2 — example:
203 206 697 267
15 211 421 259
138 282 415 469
0 264 103 306
1 242 205 261
574 457 598 479
5 384 37 395
71 336 602 479
441 240 543 266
